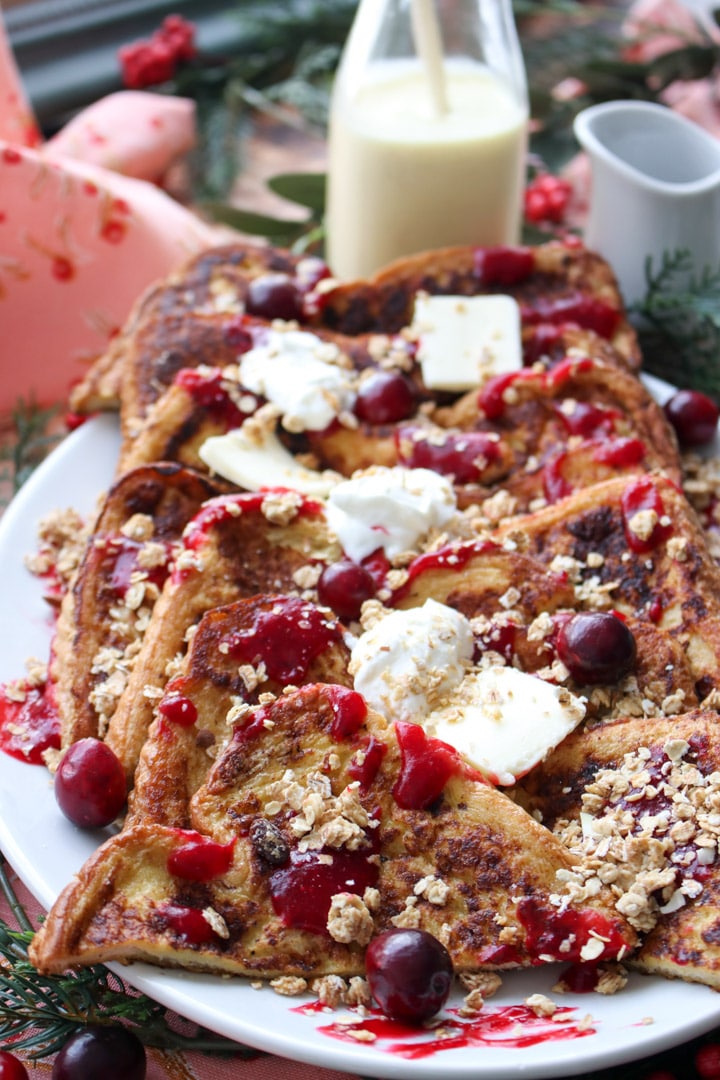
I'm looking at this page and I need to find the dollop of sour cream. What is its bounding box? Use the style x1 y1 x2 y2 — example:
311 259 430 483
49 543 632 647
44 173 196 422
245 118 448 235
350 600 586 784
239 329 356 432
326 466 457 563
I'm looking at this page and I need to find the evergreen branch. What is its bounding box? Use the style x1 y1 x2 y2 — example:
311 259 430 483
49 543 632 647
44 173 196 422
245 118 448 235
0 399 63 503
631 251 720 397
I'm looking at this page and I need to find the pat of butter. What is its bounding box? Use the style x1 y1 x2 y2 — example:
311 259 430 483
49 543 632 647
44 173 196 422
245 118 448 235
198 426 339 498
428 666 585 786
414 293 522 392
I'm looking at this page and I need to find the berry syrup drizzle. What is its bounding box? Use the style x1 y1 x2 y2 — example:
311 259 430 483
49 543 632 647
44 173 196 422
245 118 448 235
296 1001 595 1057
0 680 60 764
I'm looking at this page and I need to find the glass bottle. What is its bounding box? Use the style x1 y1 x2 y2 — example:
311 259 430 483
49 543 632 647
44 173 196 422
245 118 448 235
325 0 529 280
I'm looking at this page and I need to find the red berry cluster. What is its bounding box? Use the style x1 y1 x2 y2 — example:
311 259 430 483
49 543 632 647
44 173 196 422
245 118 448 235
524 172 573 224
119 14 197 90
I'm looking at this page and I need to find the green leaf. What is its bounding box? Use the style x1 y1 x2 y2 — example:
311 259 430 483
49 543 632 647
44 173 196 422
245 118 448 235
200 202 310 245
267 172 327 214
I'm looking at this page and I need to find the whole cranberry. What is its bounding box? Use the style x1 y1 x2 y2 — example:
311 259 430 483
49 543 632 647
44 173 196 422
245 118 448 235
696 1043 720 1079
355 370 416 424
245 273 303 322
0 1051 29 1080
55 738 127 828
664 389 719 447
556 612 637 685
365 928 453 1022
317 559 375 622
52 1026 145 1080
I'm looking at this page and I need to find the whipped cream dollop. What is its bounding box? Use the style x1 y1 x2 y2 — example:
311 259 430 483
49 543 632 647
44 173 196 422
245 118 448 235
350 599 474 721
326 466 457 563
350 600 586 784
239 329 356 432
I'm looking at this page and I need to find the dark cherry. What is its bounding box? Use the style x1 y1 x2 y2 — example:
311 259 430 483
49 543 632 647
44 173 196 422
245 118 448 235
317 559 376 621
52 1025 146 1080
365 928 454 1022
664 389 719 447
354 370 416 424
0 1052 29 1080
696 1042 720 1079
54 738 127 828
245 273 303 321
556 612 637 685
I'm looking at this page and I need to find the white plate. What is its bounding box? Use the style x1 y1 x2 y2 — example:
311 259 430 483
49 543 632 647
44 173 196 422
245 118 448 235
2 406 720 1080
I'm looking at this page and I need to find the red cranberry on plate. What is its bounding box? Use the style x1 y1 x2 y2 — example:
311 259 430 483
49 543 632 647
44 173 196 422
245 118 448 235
245 273 303 322
664 389 719 447
54 738 127 828
317 559 375 622
0 1051 29 1080
556 611 637 685
354 370 416 424
365 928 453 1022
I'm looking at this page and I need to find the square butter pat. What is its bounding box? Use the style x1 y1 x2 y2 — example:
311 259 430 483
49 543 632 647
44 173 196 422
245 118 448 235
414 293 522 392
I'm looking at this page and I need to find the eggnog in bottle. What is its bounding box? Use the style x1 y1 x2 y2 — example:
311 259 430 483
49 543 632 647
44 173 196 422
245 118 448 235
325 0 528 280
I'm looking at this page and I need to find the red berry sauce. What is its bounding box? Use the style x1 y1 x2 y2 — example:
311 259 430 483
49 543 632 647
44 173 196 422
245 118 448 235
522 295 621 340
158 683 198 727
473 246 535 286
311 1002 594 1056
592 436 646 468
326 685 368 740
396 427 502 484
621 477 674 553
100 535 173 597
348 735 388 788
517 897 631 962
554 399 621 438
0 680 60 764
392 721 485 810
269 848 379 934
174 368 258 428
167 830 235 881
157 902 221 946
390 539 499 605
227 596 343 684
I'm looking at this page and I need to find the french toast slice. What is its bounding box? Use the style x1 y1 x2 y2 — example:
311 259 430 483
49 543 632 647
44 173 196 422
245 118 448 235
311 242 641 368
104 490 340 783
494 474 720 704
516 710 720 990
29 683 637 978
51 463 225 748
127 594 353 827
68 243 314 416
386 536 699 725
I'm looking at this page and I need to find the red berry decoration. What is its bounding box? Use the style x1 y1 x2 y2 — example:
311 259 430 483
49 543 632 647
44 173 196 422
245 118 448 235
52 1026 146 1080
355 370 416 424
0 1052 29 1080
245 273 303 321
365 928 453 1022
556 612 637 685
696 1043 720 1080
55 738 127 828
524 173 573 224
664 389 719 447
317 559 375 622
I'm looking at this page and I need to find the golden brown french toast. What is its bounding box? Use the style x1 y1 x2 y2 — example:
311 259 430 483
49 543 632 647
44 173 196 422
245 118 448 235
104 490 340 782
30 683 637 978
311 242 641 367
494 474 720 704
127 594 353 827
516 710 720 990
51 463 225 748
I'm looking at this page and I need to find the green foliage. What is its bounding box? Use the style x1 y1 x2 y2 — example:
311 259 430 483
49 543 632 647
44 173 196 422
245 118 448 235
0 400 62 507
631 251 720 398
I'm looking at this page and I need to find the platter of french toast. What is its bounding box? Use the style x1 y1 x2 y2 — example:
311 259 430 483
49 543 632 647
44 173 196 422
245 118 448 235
2 238 720 1077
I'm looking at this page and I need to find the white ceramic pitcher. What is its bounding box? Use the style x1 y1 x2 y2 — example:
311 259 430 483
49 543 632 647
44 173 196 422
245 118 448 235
574 100 720 305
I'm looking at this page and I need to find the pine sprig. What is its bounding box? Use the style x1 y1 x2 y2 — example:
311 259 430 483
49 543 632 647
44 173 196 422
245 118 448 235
0 858 255 1061
631 250 720 398
0 399 63 505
